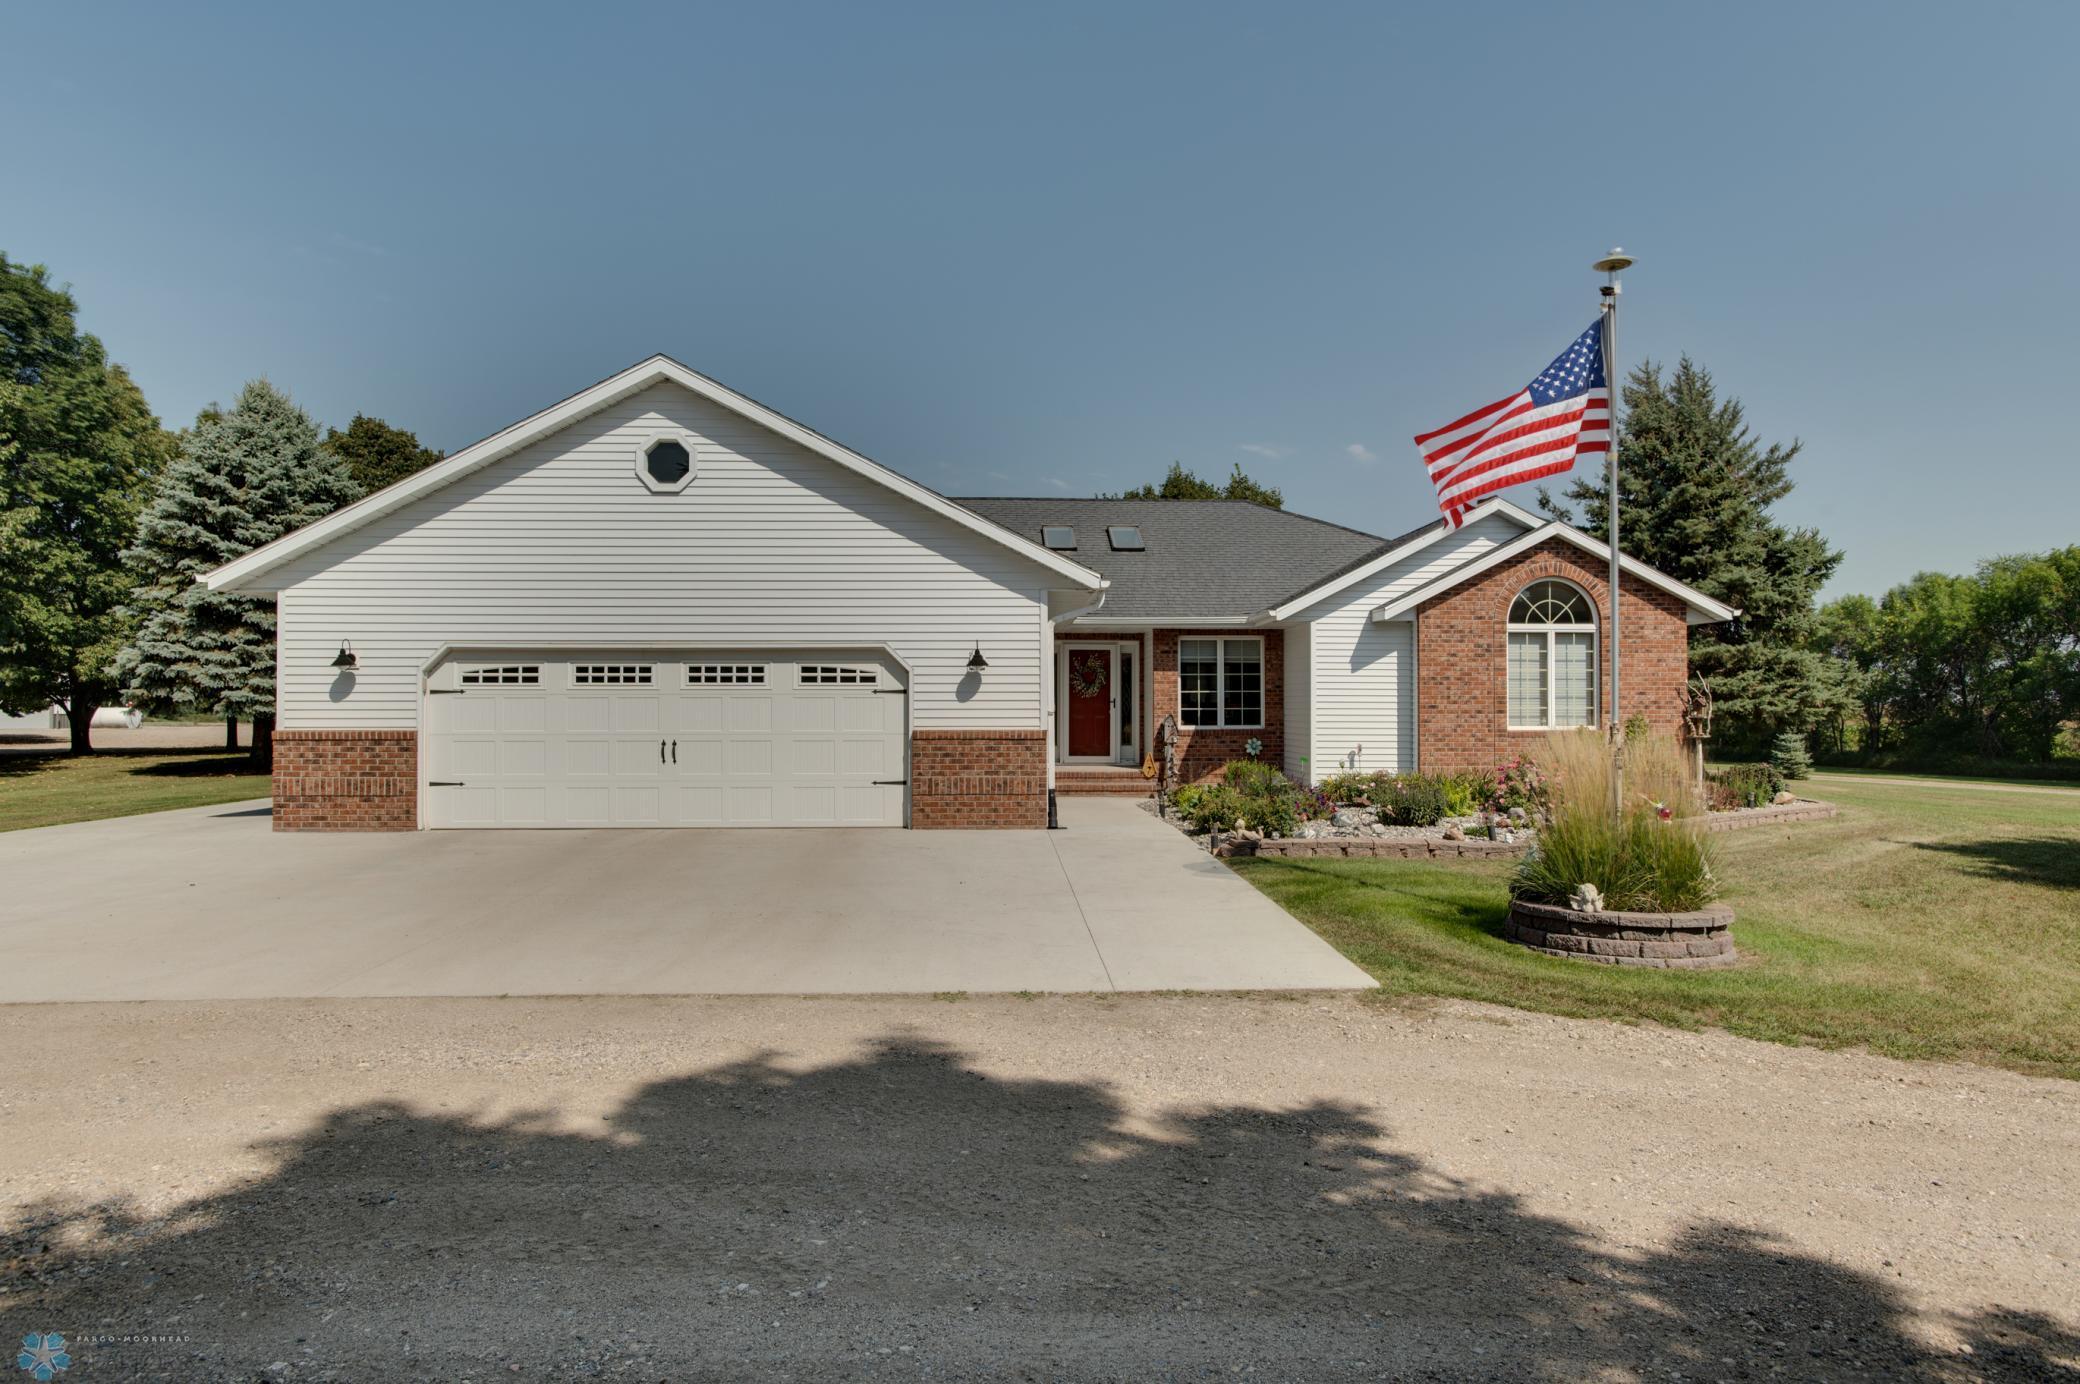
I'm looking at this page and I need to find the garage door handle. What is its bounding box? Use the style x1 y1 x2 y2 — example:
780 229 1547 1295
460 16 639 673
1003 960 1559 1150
671 739 677 763
659 738 666 763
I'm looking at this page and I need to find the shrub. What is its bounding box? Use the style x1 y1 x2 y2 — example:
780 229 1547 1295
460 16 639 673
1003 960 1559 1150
1172 784 1242 833
1296 785 1336 822
1510 728 1719 913
1708 761 1784 809
1490 756 1549 818
1173 760 1303 836
1435 769 1492 818
1771 731 1814 780
1221 758 1288 798
1374 773 1449 827
1316 770 1373 806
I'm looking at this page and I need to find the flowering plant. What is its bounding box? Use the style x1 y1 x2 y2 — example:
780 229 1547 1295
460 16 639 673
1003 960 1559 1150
1489 755 1549 819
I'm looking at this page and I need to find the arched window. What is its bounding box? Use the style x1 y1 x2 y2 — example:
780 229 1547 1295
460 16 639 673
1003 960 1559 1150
1507 579 1598 729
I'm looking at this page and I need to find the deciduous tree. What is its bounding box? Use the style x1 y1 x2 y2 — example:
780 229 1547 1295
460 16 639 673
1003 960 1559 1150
1105 460 1284 508
0 254 175 752
321 413 442 494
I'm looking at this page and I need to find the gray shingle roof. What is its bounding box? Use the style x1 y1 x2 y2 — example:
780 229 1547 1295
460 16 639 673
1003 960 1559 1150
952 498 1431 620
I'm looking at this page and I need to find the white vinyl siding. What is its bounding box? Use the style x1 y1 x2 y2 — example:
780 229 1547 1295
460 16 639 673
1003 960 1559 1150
269 381 1062 730
1287 509 1522 775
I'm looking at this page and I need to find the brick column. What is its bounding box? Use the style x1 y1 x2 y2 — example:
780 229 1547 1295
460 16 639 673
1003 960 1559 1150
272 729 418 831
910 729 1047 828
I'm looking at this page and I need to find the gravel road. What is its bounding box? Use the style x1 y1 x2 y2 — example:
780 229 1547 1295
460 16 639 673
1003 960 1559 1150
3 994 2074 1381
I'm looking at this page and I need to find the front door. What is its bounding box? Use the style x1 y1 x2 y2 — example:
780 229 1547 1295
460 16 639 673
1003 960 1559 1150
1065 647 1113 759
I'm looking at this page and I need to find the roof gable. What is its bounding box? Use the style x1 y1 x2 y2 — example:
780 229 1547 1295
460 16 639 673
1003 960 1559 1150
1367 518 1739 625
206 356 1105 594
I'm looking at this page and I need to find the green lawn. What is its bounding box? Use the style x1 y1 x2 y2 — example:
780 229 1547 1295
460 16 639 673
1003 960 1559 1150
1232 776 2080 1079
0 748 270 832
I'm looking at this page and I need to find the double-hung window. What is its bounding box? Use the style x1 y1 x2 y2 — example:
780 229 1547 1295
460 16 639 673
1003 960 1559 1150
1506 580 1599 729
1178 637 1263 728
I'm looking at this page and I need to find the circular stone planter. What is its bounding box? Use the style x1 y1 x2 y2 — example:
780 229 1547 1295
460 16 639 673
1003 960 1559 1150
1506 898 1737 969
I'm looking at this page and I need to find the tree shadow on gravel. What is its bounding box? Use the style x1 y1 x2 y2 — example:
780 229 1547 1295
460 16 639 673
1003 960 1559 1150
3 1036 2072 1381
1913 835 2080 890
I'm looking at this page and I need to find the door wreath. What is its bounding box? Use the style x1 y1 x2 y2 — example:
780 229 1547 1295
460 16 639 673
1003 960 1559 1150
1068 657 1109 699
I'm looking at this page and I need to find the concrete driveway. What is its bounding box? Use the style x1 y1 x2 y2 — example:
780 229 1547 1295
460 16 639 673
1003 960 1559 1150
0 798 1372 1000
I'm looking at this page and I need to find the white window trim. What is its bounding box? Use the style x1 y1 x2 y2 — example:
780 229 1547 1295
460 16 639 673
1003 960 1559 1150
1178 635 1265 730
1505 580 1599 731
634 428 699 494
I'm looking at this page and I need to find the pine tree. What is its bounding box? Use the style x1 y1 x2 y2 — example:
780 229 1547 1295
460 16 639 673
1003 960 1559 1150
117 381 360 766
1770 729 1813 780
1541 357 1849 753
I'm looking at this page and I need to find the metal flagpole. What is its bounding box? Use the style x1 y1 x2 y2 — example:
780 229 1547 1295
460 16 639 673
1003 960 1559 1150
1593 248 1633 817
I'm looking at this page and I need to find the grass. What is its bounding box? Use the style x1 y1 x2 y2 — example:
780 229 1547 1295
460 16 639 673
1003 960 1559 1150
1232 776 2080 1079
0 747 270 831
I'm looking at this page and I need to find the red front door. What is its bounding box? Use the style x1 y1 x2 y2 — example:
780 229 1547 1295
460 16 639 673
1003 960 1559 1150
1066 648 1113 758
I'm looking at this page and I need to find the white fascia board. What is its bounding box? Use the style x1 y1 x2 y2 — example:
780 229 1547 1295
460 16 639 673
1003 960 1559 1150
1262 498 1540 621
1368 521 1740 625
205 355 1106 594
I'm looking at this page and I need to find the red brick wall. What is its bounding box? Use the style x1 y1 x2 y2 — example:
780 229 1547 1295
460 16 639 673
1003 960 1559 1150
1415 539 1689 773
911 729 1048 828
273 729 418 831
1151 628 1284 784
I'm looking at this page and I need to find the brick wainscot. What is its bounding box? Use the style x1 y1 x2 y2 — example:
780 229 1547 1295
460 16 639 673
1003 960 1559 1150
1415 538 1690 773
1152 628 1284 784
273 729 418 831
910 729 1048 828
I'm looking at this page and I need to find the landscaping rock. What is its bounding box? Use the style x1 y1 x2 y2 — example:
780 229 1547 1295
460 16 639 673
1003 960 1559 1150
1771 790 1797 806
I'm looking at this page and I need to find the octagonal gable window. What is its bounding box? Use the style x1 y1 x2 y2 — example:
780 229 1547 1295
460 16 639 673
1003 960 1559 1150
636 432 697 493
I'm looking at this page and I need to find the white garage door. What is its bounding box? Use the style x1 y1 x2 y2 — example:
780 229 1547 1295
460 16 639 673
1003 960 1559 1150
422 652 907 828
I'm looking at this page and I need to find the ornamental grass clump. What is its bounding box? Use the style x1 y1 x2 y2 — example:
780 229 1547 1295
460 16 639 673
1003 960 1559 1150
1510 728 1720 914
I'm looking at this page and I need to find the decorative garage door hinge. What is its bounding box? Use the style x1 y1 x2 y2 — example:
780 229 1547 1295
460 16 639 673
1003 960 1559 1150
873 779 909 786
427 780 466 787
426 688 466 695
874 688 908 695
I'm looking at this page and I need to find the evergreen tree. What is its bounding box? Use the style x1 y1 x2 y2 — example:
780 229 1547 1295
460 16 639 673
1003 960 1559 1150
1770 730 1813 780
321 413 443 494
117 381 360 766
1105 460 1283 508
1541 357 1848 753
0 254 176 752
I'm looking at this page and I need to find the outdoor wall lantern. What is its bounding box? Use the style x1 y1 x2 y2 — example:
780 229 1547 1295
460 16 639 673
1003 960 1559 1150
331 640 358 671
966 643 989 673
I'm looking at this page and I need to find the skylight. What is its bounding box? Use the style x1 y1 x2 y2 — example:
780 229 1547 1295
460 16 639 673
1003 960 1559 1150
1042 526 1076 550
1107 526 1145 551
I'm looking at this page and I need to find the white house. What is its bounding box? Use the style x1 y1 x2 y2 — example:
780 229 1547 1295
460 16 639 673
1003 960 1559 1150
205 356 1732 831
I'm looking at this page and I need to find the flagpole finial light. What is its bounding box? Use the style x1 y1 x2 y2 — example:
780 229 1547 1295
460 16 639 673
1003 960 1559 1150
1592 247 1634 273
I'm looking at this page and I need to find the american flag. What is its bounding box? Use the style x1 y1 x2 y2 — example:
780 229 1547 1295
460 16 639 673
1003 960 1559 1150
1414 317 1610 529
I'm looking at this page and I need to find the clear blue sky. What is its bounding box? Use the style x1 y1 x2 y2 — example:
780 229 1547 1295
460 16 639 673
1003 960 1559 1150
6 1 2073 596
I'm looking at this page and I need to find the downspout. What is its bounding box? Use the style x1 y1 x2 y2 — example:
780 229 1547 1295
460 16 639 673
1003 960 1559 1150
1047 586 1108 829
